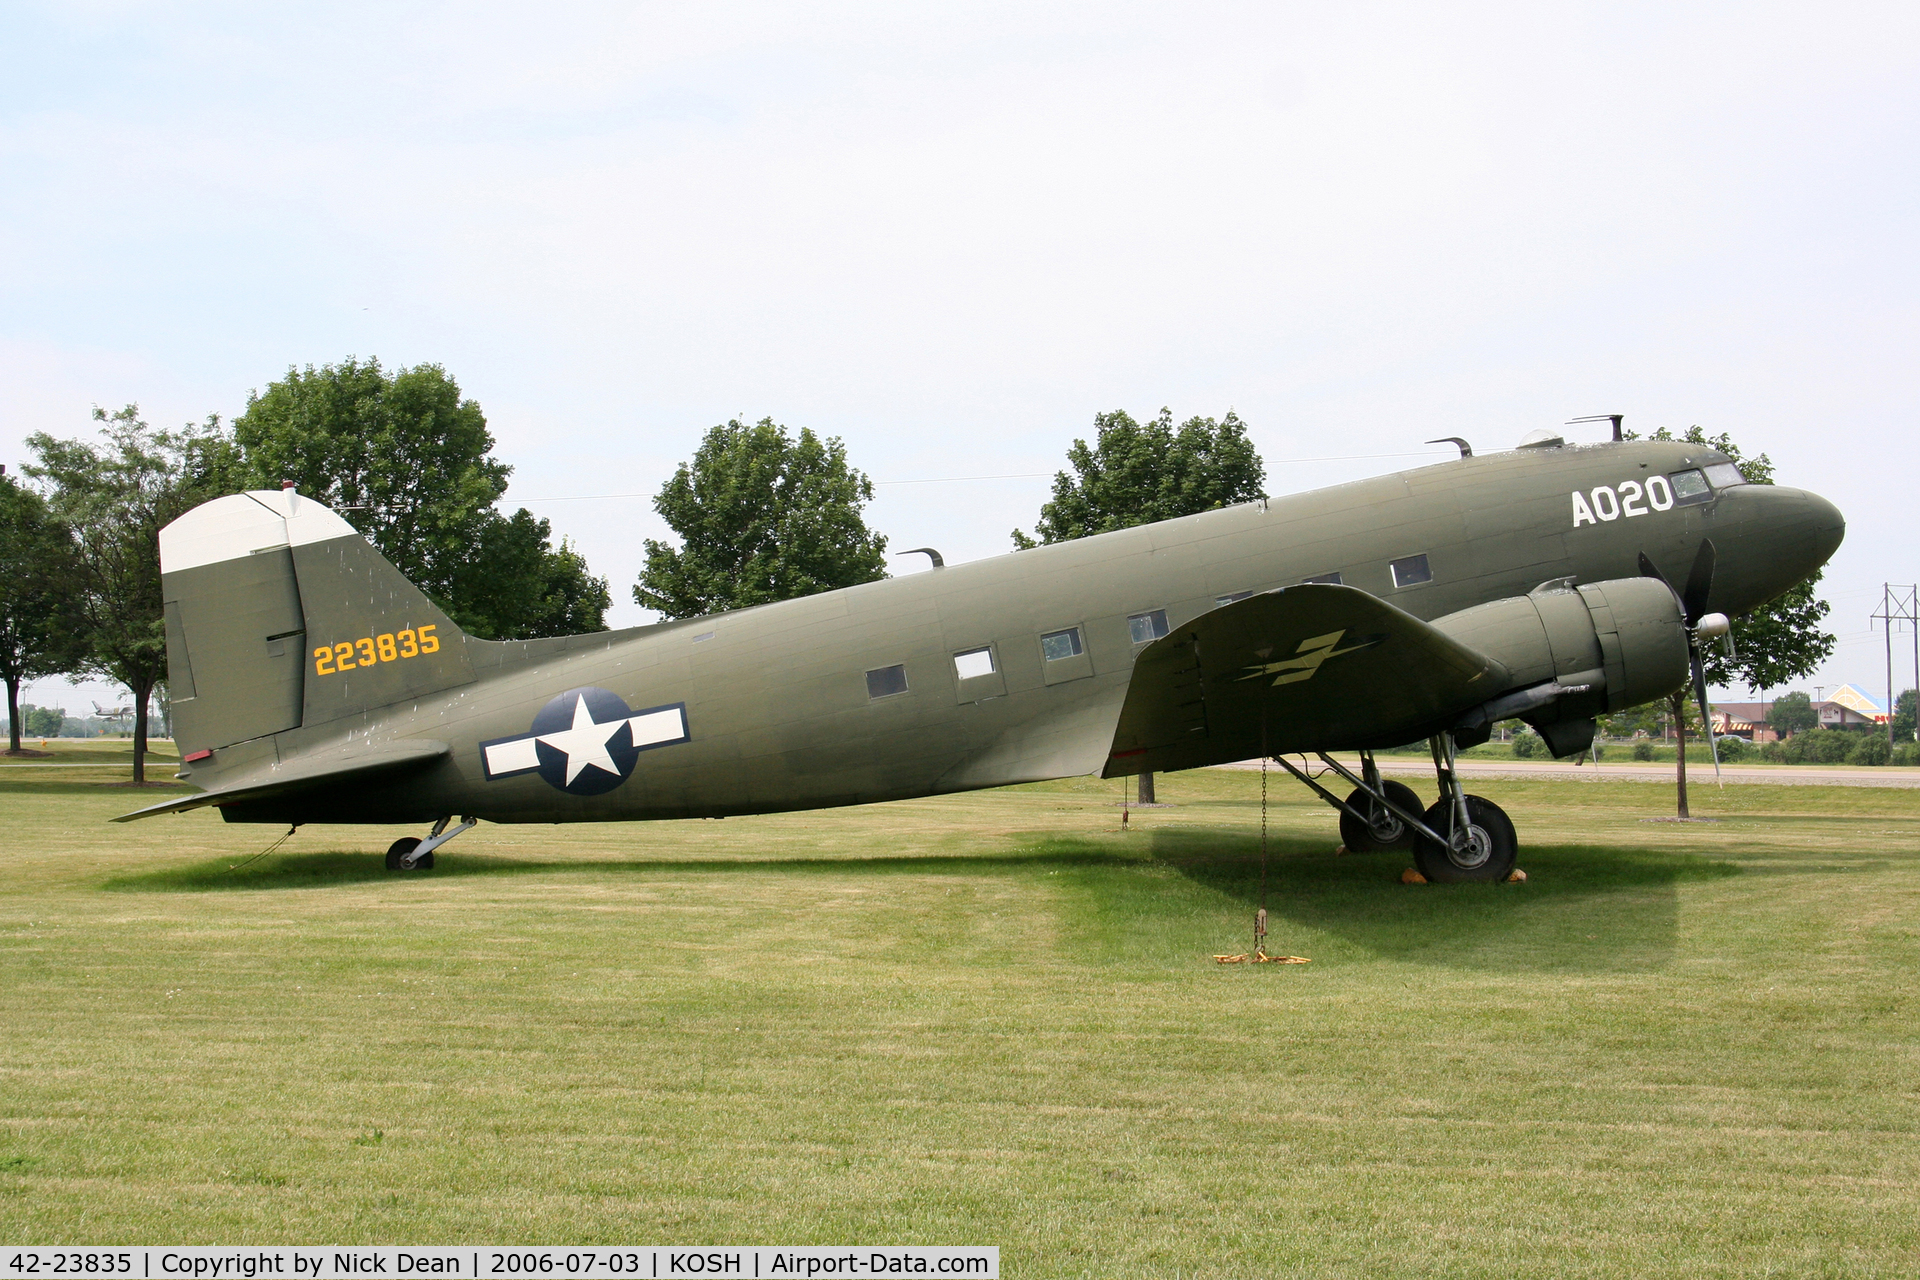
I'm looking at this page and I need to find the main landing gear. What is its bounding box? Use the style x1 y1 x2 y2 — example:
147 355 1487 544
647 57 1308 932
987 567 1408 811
385 815 477 871
1274 737 1517 883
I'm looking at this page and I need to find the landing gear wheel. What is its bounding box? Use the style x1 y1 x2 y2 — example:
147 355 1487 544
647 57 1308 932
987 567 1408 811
385 837 432 871
1412 795 1517 883
1338 781 1422 852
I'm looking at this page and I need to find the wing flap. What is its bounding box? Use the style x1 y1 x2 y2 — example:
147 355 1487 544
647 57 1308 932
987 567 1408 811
112 738 450 822
1105 585 1507 775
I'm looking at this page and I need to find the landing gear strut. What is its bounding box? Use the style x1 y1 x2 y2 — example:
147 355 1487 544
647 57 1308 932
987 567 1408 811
1337 751 1420 852
385 815 477 871
1274 738 1516 882
1410 734 1516 883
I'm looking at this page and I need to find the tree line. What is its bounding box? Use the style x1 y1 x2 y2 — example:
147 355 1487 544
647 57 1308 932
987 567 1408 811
1 360 609 772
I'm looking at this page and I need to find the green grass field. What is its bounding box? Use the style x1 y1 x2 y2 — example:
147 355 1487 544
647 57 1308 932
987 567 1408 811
3 744 1917 1276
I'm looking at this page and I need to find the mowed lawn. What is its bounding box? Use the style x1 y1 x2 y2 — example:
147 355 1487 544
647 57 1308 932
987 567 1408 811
2 745 1917 1276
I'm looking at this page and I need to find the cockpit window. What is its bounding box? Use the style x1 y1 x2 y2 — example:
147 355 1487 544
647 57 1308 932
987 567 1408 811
1702 462 1746 489
1668 469 1712 505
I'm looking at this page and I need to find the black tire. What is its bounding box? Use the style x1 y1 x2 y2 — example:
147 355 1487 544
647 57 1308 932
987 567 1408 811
1412 795 1517 883
1338 781 1422 852
385 837 425 871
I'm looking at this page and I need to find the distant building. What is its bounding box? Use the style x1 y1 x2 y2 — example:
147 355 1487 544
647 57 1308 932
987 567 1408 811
1711 704 1775 742
1712 685 1887 741
1826 684 1890 725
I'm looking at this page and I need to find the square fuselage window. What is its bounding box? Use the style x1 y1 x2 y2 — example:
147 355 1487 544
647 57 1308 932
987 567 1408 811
865 664 909 699
1040 627 1084 661
1389 554 1432 588
1302 571 1342 585
1215 591 1254 608
1128 609 1170 645
953 647 997 681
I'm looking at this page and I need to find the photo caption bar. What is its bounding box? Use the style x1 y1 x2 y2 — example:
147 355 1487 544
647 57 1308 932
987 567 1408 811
2 1250 997 1280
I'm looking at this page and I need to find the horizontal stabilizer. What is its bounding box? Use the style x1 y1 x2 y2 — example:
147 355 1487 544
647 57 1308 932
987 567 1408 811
113 738 450 823
1105 585 1508 775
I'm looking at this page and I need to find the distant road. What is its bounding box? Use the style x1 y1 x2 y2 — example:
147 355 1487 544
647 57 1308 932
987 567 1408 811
1218 756 1920 788
0 762 177 769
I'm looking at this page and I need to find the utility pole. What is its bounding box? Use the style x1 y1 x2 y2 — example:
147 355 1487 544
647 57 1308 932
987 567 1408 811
1870 584 1919 746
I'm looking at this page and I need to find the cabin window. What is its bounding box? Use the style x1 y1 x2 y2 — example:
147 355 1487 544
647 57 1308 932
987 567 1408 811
865 664 909 699
1040 627 1084 661
1669 469 1712 505
1128 609 1170 644
953 647 997 680
691 631 715 643
1215 591 1254 607
1702 462 1746 490
1389 554 1432 588
1302 571 1342 585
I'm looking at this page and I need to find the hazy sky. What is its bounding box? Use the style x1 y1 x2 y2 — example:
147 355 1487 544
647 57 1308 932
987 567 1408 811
5 1 1916 714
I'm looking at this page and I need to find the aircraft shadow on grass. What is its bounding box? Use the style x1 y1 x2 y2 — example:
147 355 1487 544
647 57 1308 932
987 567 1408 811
98 844 1127 895
101 825 1738 974
1127 826 1742 971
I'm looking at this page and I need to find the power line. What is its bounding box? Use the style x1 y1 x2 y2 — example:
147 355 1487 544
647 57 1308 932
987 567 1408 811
1869 584 1918 746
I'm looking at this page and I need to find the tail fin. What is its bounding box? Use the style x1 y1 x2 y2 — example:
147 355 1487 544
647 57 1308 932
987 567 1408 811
161 490 474 754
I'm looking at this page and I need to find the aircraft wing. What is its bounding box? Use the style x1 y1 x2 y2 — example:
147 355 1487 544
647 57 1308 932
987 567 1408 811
1105 585 1510 775
113 738 450 822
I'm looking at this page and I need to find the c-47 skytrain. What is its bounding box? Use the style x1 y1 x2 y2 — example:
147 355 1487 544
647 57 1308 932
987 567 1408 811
123 429 1843 882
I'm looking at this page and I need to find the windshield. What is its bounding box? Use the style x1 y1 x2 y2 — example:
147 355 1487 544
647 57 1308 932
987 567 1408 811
1668 469 1712 505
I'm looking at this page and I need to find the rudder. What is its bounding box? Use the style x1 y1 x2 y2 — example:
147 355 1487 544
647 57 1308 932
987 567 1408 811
161 489 473 755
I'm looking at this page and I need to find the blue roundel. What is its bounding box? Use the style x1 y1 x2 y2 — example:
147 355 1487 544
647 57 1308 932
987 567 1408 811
478 686 691 796
528 686 644 796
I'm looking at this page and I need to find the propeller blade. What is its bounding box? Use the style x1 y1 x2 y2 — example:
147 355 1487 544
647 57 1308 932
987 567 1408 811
1638 551 1667 584
1692 645 1723 786
1682 539 1716 623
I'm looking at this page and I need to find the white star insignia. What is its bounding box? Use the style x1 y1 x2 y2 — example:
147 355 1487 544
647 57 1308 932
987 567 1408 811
535 693 627 786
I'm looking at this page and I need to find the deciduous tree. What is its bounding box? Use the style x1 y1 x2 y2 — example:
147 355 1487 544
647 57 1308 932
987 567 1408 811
231 358 607 638
635 418 889 620
26 406 230 781
451 510 610 640
1766 691 1818 737
1012 408 1265 548
0 474 85 754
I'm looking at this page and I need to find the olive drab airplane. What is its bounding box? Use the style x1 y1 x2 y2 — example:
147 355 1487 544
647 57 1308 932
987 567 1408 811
120 426 1844 883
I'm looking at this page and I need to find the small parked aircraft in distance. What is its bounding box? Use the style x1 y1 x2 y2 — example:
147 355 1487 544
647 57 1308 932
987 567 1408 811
121 424 1844 882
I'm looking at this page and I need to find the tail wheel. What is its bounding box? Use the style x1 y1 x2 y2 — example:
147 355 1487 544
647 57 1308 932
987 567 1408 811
1412 795 1517 883
385 837 433 871
1339 781 1423 852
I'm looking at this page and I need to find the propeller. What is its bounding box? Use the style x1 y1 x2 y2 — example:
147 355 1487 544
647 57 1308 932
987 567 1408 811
1640 541 1727 783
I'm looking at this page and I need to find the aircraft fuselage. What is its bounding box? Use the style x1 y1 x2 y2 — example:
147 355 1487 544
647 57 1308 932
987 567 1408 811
185 438 1842 826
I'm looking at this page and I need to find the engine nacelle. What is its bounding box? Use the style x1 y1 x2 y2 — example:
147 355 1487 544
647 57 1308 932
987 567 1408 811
1433 576 1690 750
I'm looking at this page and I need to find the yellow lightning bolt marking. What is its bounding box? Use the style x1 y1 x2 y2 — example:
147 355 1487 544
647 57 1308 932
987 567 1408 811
1238 629 1382 686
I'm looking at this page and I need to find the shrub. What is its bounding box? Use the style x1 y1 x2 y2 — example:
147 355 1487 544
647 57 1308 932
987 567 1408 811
1773 728 1856 765
1894 742 1920 767
1711 736 1748 762
1761 739 1786 762
1511 731 1541 759
1848 735 1892 766
1632 740 1655 761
